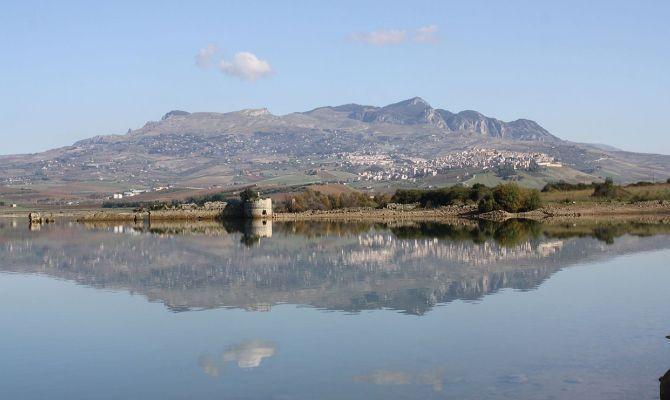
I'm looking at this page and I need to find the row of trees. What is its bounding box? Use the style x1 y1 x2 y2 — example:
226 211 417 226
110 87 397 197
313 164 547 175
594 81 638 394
275 190 391 213
392 183 542 213
543 178 670 195
541 181 596 192
391 184 491 207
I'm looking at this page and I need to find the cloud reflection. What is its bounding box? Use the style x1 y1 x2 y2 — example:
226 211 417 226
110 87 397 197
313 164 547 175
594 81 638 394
198 353 222 377
222 340 277 369
198 340 277 377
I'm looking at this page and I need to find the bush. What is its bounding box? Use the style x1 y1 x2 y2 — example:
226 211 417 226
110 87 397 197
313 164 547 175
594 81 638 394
468 183 492 202
276 189 383 213
542 181 595 192
478 183 542 213
393 183 541 213
477 194 495 213
240 188 260 202
592 177 628 200
393 185 486 208
492 183 523 213
523 189 542 211
627 181 655 187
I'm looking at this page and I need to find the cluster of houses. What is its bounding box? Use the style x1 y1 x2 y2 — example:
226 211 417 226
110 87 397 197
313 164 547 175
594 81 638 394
111 186 171 200
338 149 561 183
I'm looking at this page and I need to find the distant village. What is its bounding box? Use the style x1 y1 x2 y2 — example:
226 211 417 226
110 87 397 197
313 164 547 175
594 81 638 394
341 148 561 182
1 145 562 205
111 186 171 200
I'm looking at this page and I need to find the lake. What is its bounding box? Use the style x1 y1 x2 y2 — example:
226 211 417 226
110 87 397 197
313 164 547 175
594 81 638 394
1 218 669 399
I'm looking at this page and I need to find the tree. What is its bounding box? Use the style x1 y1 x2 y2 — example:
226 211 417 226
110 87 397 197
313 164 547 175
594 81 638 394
493 183 523 213
522 189 542 211
477 194 495 213
592 177 628 199
240 188 260 202
469 183 491 202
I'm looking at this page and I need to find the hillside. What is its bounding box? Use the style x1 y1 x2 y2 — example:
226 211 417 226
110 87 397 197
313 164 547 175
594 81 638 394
1 97 669 202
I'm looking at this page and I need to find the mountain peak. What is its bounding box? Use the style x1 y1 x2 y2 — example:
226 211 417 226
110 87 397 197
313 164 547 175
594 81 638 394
387 97 431 108
237 108 272 117
161 110 190 121
408 96 430 106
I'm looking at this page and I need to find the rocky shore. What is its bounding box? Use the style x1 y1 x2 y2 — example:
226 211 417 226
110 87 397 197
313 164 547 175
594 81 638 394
3 200 670 224
76 209 226 223
272 205 474 221
273 201 670 222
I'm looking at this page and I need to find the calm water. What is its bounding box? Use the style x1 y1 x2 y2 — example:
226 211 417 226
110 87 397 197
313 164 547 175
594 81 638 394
0 219 669 399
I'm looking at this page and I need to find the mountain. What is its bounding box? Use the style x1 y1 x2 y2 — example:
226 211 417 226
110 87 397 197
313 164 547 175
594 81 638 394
303 97 557 141
1 97 669 201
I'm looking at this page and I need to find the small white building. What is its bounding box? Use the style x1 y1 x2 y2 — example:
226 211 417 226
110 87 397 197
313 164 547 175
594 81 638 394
11 204 17 208
113 193 123 199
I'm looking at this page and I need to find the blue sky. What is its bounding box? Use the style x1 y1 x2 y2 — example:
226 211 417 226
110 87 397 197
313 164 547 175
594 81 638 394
1 0 668 155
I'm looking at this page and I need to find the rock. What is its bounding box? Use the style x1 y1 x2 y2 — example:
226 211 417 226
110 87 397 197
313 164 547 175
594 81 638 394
161 110 190 120
203 201 227 210
661 369 670 400
477 210 513 221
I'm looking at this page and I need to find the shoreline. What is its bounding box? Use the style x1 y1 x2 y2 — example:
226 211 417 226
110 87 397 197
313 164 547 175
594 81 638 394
272 200 670 222
2 200 670 223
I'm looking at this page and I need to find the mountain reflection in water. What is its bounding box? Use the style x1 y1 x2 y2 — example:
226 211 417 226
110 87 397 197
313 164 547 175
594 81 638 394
1 218 669 315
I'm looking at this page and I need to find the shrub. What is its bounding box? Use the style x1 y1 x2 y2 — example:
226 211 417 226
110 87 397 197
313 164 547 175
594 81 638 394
523 189 542 211
276 189 381 213
240 188 260 202
468 183 491 202
392 183 541 213
477 194 495 213
627 181 655 187
478 183 542 213
393 185 487 208
542 181 595 192
492 183 524 213
592 177 628 200
391 189 422 204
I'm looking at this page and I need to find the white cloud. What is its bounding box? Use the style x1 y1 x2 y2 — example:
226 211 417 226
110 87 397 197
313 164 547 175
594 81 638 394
219 52 273 81
414 25 439 43
350 25 439 46
195 44 217 69
350 29 407 46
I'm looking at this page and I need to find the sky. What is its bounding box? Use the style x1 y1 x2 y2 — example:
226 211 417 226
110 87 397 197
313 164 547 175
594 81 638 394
0 0 669 155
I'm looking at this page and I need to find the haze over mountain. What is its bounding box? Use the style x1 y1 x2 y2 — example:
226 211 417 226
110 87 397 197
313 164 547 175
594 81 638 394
1 97 669 194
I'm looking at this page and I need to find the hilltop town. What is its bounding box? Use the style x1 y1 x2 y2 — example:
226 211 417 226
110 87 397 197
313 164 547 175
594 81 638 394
1 98 670 208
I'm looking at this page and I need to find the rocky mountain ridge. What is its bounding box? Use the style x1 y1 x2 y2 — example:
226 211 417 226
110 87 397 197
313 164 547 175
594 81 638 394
1 97 669 192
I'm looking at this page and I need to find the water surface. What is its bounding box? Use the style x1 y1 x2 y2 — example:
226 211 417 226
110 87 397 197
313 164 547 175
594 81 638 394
0 219 669 399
